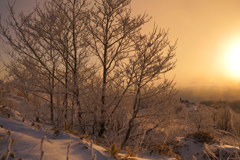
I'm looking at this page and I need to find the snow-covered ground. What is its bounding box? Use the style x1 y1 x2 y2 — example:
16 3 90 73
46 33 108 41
0 113 175 160
0 106 112 160
0 99 169 160
1 94 240 160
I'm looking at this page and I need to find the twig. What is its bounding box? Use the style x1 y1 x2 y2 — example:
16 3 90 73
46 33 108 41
66 143 71 160
91 140 96 160
40 136 46 160
5 131 13 160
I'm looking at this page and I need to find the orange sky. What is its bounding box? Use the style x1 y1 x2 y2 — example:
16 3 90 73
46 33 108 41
1 0 240 96
131 0 240 88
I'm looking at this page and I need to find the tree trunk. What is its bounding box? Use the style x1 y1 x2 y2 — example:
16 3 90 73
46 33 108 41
99 65 107 137
50 93 54 124
122 85 141 148
121 118 134 149
64 54 69 126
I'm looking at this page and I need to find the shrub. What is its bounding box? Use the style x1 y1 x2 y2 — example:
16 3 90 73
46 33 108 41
53 127 61 136
149 144 181 159
109 143 120 158
79 134 89 140
65 129 78 136
125 146 136 157
10 152 15 158
1 154 7 160
186 130 217 144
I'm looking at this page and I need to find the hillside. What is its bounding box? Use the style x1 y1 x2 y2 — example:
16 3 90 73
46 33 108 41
0 99 171 160
1 91 240 159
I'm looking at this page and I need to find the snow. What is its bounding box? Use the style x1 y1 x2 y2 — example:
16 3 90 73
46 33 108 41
0 104 167 160
174 137 240 160
2 94 239 160
0 111 111 160
174 137 205 160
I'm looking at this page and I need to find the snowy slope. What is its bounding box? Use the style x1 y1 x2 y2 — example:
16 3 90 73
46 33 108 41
0 104 171 160
2 95 240 160
2 95 240 159
0 110 111 160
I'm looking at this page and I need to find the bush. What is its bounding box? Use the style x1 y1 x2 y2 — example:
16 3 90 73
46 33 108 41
149 144 181 159
52 127 61 136
79 134 89 140
125 146 136 157
186 130 218 144
109 143 120 158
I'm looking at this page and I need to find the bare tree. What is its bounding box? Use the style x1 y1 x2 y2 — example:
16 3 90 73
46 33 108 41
33 0 92 129
6 52 59 122
0 0 92 127
86 0 148 137
121 27 176 148
0 2 64 124
0 0 177 150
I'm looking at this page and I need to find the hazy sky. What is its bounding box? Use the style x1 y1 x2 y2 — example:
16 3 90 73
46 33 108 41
1 0 240 93
131 0 240 88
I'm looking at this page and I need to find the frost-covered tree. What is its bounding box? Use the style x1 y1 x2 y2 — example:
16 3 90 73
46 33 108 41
0 0 93 127
120 27 176 148
32 0 94 130
86 0 149 137
0 3 64 124
0 0 177 149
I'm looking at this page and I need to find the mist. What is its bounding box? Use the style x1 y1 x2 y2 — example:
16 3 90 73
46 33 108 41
178 85 240 102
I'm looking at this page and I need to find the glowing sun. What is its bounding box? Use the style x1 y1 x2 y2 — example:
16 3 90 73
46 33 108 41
224 41 240 79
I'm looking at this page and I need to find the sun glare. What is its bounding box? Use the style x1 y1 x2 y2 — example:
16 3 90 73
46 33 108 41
224 41 240 79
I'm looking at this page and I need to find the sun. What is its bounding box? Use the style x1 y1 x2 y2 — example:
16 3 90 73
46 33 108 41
224 41 240 79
